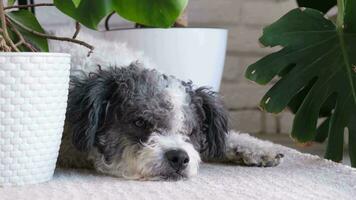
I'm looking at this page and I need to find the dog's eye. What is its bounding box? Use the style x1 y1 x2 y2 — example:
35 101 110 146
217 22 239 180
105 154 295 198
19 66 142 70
134 119 146 128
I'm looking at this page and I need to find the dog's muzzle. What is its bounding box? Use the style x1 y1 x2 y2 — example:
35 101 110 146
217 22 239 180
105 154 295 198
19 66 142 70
134 133 201 180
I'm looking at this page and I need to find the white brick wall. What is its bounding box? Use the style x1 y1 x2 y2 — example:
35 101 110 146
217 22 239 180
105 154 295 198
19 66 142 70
229 110 262 133
27 0 298 134
188 0 241 25
221 83 271 109
240 0 297 26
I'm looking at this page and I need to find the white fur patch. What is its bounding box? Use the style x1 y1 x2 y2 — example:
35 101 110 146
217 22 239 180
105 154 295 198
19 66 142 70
164 80 190 134
225 131 282 166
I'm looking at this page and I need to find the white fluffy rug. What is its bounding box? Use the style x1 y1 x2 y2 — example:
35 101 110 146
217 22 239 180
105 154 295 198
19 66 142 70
1 135 355 200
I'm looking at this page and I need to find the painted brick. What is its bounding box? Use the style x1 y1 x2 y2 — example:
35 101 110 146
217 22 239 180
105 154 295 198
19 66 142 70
265 113 278 133
229 110 262 133
220 83 271 109
279 111 294 134
241 0 297 26
222 55 240 81
345 128 349 145
188 0 242 26
227 25 281 54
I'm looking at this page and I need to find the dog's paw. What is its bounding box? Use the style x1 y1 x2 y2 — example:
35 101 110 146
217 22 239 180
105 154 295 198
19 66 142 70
226 147 284 167
225 132 285 167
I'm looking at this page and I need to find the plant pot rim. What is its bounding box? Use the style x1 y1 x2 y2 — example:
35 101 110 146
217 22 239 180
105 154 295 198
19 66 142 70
106 27 228 32
0 52 70 57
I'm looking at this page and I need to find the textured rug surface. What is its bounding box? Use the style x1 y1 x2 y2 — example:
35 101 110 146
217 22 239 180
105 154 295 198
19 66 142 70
1 136 355 200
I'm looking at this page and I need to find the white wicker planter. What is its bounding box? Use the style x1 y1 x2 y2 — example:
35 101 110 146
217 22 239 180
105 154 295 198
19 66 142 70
0 53 71 186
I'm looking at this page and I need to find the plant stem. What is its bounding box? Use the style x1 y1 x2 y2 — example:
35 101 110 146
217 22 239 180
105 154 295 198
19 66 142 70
104 12 115 31
0 35 11 51
0 0 19 52
4 3 54 10
8 15 94 53
336 0 345 29
72 22 80 39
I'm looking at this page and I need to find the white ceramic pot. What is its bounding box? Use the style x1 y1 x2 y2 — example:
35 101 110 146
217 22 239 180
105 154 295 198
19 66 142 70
104 28 228 91
0 53 70 186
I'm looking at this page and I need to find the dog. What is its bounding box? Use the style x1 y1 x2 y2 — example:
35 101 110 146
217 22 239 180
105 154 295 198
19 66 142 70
51 29 283 181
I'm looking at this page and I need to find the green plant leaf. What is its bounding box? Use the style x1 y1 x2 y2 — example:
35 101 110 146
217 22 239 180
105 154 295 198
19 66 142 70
72 0 82 7
7 0 16 6
324 97 350 162
112 0 188 28
343 0 356 33
245 8 356 163
54 0 113 30
6 10 48 52
297 0 336 13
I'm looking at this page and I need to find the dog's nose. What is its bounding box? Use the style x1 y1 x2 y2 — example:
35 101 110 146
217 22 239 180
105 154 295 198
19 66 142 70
165 149 189 171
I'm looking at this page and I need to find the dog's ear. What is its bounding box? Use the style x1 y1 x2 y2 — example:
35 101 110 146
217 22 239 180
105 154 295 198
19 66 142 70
192 87 229 159
67 71 118 152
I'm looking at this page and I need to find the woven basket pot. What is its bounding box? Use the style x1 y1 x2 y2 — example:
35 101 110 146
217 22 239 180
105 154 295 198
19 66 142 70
0 53 70 186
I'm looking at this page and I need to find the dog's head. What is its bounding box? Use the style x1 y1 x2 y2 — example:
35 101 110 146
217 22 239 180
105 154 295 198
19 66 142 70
67 64 228 180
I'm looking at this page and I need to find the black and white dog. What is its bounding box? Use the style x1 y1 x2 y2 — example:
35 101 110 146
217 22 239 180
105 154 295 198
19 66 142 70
53 31 283 181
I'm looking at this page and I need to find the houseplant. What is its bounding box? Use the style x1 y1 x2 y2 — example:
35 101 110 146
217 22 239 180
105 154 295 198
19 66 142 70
245 0 356 167
0 0 186 186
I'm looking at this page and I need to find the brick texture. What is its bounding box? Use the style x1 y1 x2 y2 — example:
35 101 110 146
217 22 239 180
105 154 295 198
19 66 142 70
188 0 242 26
279 111 295 134
264 113 278 133
227 25 280 54
240 0 297 26
220 83 271 109
229 110 262 133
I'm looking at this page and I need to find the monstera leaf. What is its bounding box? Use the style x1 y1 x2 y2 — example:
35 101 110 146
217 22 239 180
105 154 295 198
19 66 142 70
245 7 356 166
112 0 188 28
297 0 336 13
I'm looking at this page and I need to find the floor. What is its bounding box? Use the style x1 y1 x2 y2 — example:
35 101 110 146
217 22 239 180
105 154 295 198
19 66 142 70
254 133 351 166
3 133 356 199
